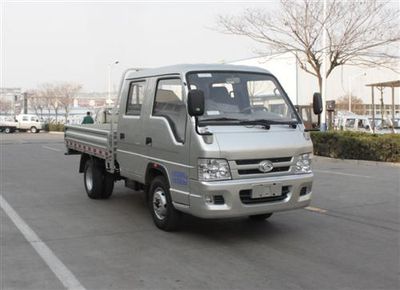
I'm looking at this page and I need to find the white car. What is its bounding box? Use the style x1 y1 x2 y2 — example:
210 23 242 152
338 115 373 133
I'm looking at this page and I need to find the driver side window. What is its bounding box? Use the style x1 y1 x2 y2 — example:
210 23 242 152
153 78 186 143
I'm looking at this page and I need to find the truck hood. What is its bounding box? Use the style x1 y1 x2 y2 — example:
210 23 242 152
209 125 312 160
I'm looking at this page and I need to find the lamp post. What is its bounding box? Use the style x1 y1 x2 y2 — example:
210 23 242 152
107 60 119 105
320 0 327 131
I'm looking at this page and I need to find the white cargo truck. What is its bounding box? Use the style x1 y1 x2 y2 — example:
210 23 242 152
65 64 321 231
0 114 44 133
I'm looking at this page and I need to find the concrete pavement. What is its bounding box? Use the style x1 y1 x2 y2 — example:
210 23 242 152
1 133 399 290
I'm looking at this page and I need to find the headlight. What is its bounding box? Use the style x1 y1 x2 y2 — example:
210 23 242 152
294 153 312 174
198 158 231 181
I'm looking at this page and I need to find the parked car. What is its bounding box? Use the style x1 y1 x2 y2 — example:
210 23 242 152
369 117 397 134
65 64 319 231
338 115 373 133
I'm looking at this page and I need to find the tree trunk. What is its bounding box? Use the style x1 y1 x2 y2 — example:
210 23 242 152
64 106 69 124
317 74 322 126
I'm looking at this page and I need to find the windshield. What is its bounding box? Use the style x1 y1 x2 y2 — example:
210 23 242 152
187 72 299 124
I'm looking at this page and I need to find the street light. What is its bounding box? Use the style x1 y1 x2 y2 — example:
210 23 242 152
107 60 119 105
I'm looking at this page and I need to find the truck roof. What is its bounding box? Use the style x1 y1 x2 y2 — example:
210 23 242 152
124 63 271 80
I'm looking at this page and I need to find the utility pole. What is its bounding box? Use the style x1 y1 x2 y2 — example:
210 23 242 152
320 0 327 131
23 92 28 114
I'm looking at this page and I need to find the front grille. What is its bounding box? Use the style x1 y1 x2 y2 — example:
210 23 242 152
238 166 290 175
236 157 292 165
239 186 290 204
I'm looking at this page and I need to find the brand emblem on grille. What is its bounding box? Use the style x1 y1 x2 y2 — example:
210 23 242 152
258 160 274 173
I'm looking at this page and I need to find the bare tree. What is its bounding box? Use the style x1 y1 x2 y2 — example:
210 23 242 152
0 99 13 115
27 90 46 118
38 83 59 122
56 83 82 123
216 0 400 93
336 94 365 114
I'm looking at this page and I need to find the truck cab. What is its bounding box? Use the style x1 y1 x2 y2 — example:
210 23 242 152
66 64 316 231
116 64 314 228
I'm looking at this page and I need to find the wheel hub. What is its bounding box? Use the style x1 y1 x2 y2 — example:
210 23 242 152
153 187 167 220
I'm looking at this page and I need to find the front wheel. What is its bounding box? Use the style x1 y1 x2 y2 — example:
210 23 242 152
149 176 180 231
248 213 273 221
30 126 38 133
83 158 114 199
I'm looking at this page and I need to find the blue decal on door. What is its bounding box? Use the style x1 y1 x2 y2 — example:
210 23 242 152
172 171 188 185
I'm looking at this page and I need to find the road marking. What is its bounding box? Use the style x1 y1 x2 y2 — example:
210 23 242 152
0 195 86 290
42 145 61 152
314 170 371 178
305 206 327 213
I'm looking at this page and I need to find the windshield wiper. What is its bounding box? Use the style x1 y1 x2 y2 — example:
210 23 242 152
198 118 297 129
198 117 242 126
240 119 298 129
238 119 271 129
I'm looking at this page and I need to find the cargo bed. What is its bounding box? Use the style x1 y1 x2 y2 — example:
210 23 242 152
64 124 117 160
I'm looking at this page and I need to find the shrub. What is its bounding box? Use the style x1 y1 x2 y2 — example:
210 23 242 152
45 123 65 132
310 131 400 162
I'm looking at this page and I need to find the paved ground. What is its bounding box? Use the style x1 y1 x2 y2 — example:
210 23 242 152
1 133 399 290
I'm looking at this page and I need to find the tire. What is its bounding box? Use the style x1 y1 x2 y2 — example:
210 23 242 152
30 126 37 133
83 158 114 199
248 213 273 221
149 176 180 231
4 127 11 134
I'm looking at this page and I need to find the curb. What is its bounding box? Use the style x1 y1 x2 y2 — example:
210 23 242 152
48 131 64 135
314 156 400 168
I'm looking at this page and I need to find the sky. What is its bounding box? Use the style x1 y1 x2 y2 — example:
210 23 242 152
1 0 275 92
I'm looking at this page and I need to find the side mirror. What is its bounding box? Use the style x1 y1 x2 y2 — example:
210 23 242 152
188 89 205 117
313 92 323 115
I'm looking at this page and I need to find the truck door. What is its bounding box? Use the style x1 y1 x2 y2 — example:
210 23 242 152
117 80 148 181
19 115 29 129
145 77 190 205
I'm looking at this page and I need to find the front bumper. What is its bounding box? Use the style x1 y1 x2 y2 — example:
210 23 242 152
175 173 313 218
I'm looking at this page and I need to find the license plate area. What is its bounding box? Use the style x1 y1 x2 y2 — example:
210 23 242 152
251 183 282 199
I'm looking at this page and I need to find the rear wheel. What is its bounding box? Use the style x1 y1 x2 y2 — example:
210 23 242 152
30 126 38 133
83 158 114 199
4 127 11 134
149 176 180 231
248 213 273 221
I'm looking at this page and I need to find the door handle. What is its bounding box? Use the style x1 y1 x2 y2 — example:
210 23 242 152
120 133 125 140
145 137 152 146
